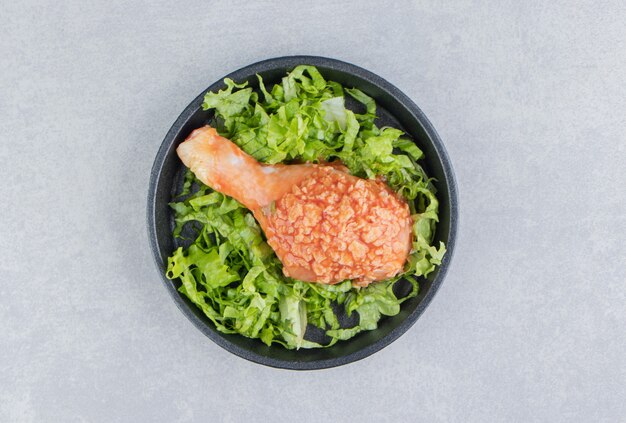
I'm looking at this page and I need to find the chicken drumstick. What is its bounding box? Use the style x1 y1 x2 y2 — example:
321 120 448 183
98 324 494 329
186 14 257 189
177 126 412 286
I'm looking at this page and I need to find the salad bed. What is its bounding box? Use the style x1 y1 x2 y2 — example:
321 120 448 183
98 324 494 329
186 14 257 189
166 66 445 349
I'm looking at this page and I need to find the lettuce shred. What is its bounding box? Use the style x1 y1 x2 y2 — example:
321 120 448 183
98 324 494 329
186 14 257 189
166 66 445 349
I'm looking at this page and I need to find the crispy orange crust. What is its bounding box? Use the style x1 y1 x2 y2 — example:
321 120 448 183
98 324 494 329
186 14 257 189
260 167 412 285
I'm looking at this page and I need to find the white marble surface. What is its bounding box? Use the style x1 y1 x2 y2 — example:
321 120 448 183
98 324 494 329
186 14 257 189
1 1 625 421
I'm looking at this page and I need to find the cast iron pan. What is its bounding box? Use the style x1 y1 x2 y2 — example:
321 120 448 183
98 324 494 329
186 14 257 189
147 56 458 370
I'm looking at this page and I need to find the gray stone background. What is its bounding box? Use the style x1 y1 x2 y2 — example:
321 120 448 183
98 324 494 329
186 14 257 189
1 1 624 422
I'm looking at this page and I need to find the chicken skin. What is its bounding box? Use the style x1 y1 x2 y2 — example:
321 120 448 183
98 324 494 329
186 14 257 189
176 126 412 286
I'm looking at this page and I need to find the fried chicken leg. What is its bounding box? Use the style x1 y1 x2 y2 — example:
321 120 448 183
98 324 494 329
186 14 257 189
177 126 412 286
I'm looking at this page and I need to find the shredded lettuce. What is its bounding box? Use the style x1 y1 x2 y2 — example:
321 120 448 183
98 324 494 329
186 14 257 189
166 65 445 349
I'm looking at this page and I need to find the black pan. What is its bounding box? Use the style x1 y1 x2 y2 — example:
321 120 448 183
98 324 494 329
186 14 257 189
147 56 458 370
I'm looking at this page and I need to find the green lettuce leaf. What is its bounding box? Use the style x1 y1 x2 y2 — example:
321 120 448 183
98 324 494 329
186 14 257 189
167 65 445 349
